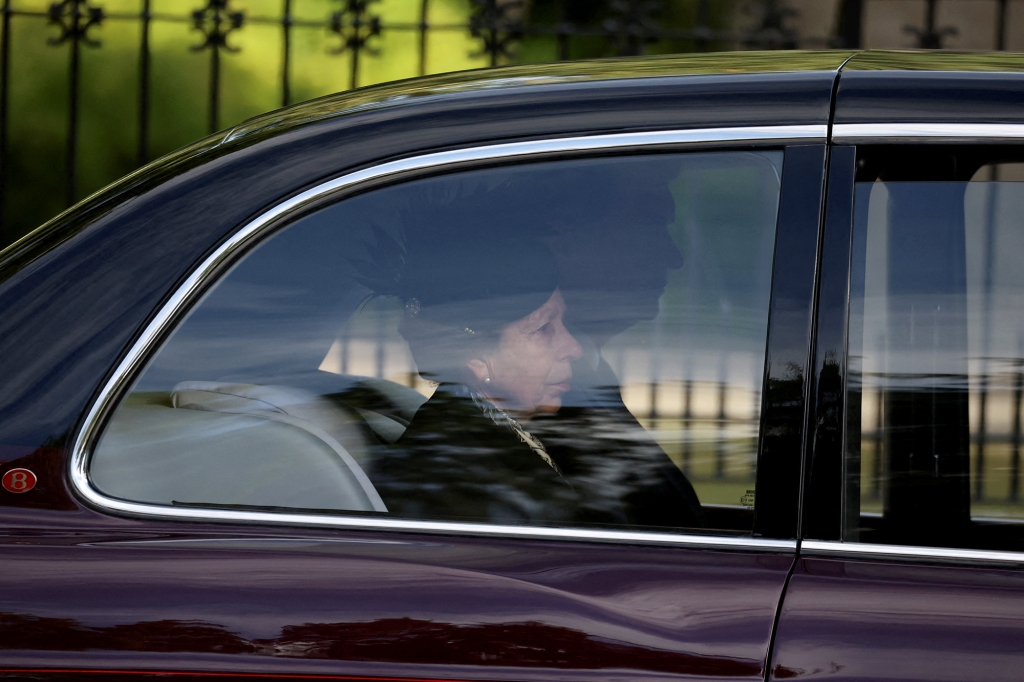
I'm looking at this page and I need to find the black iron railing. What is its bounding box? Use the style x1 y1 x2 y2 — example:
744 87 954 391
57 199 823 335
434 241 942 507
0 0 1015 246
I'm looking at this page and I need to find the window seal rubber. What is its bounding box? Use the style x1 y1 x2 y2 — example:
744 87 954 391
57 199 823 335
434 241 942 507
70 124 826 551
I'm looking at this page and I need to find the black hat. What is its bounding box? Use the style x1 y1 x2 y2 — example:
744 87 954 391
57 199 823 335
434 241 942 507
398 229 558 335
366 180 560 334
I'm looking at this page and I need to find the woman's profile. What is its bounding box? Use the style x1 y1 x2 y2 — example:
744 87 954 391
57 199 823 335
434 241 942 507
361 176 704 528
367 192 584 522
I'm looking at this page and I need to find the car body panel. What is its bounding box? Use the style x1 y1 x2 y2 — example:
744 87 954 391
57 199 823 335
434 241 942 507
842 49 1024 72
2 527 792 680
834 71 1024 125
770 557 1024 682
768 63 1024 681
6 50 1024 681
0 133 820 672
0 55 839 679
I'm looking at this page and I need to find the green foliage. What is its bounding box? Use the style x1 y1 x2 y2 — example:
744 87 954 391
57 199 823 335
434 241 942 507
1 0 750 248
1 0 487 247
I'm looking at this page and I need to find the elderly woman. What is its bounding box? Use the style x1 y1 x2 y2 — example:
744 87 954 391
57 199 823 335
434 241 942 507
371 220 585 523
366 175 704 529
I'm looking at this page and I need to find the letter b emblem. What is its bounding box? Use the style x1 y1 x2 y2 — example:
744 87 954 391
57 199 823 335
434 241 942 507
2 468 37 493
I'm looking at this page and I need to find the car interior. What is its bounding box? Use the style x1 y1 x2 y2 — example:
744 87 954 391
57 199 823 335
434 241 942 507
89 152 784 536
92 375 429 514
846 145 1024 552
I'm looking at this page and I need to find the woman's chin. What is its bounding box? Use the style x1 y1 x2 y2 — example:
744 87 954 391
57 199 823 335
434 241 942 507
533 393 565 414
534 401 561 414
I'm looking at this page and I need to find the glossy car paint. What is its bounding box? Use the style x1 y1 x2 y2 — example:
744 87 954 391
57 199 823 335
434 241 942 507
770 557 1024 682
753 143 826 540
799 145 856 542
0 52 847 679
2 524 794 680
1 140 827 680
7 49 1024 681
837 51 1024 126
767 53 1024 682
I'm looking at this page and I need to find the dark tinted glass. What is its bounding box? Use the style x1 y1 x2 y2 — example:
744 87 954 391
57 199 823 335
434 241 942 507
92 151 782 534
847 146 1024 551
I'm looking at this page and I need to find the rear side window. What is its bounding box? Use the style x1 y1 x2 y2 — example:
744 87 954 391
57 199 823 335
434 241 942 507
90 151 783 535
846 146 1024 552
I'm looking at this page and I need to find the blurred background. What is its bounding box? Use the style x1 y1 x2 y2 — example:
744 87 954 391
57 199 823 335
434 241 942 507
1 0 1022 248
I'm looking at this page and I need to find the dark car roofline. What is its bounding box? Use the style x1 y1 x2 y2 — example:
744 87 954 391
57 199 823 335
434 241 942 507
216 49 1024 149
23 45 1018 269
219 50 856 146
11 48 1021 273
0 50 852 272
843 49 1024 72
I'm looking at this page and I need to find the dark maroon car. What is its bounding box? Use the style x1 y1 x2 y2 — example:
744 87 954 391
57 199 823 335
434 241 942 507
3 49 1024 682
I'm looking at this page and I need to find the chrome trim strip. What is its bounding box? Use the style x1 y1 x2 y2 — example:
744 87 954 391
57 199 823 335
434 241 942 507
802 540 1024 564
79 505 794 550
833 122 1024 142
70 125 821 549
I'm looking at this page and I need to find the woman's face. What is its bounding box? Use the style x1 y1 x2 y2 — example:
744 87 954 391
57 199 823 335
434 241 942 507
471 289 583 415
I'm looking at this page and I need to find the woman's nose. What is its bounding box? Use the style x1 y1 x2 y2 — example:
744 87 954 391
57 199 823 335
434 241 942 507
556 324 583 361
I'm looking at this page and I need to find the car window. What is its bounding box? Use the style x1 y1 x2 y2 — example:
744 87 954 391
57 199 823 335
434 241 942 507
91 151 783 535
846 145 1024 551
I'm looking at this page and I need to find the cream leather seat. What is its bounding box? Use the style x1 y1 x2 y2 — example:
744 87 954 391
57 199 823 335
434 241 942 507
92 382 387 513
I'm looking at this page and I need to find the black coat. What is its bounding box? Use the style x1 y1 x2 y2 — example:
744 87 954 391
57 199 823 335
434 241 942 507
534 364 707 529
374 381 706 530
374 384 578 524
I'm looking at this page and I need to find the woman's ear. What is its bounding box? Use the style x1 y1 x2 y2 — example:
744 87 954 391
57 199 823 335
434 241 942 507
466 357 490 383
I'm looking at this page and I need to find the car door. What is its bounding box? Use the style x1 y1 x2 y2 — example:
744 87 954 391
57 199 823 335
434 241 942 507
771 57 1024 682
0 68 836 681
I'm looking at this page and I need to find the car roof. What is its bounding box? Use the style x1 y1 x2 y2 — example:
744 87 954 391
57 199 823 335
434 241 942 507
10 47 1022 271
7 47 1021 267
222 49 1024 146
221 50 855 145
843 50 1024 72
3 50 843 272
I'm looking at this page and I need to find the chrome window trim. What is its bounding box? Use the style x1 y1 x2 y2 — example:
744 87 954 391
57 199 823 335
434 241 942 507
833 122 1024 143
802 540 1024 565
70 124 822 551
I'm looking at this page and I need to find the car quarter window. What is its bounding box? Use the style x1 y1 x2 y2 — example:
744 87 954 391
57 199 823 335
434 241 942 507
89 150 783 535
845 144 1024 552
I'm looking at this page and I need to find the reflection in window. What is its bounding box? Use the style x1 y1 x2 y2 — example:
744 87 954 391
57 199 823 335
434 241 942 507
848 152 1024 551
92 151 782 534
